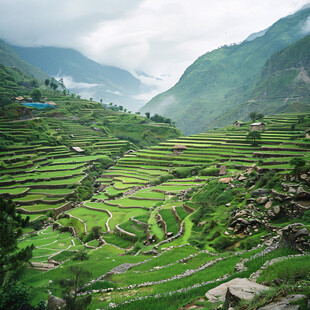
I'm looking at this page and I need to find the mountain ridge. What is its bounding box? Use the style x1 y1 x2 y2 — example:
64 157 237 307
141 7 310 135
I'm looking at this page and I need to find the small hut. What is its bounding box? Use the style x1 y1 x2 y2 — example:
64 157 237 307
46 101 57 107
233 121 246 128
173 144 187 154
306 128 310 139
15 96 25 102
71 146 84 153
250 122 266 131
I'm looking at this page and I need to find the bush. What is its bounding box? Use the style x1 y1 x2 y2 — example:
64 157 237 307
73 249 88 261
173 167 193 178
302 210 310 224
212 235 236 251
199 167 219 176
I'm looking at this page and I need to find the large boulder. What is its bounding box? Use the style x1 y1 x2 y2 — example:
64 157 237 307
47 295 66 310
223 279 269 309
205 278 269 306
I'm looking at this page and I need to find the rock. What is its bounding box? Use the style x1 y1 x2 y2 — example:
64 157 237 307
166 232 173 237
238 176 247 181
219 165 227 176
273 205 281 216
48 295 66 310
251 189 270 197
294 227 309 239
257 294 307 310
224 279 269 309
224 231 230 236
300 174 307 180
281 223 310 251
219 177 232 184
265 201 272 209
198 221 207 228
256 196 268 205
296 187 308 199
226 203 231 207
288 187 296 194
205 278 268 304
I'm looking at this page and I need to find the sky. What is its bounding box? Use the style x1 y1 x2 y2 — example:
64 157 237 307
0 0 310 98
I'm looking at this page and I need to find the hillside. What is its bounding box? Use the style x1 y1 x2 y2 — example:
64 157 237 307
10 45 148 110
0 39 48 80
141 7 310 135
1 105 309 308
205 34 310 131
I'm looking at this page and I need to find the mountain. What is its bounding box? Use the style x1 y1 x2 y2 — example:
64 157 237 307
10 46 147 111
141 7 310 135
203 34 310 130
0 39 48 80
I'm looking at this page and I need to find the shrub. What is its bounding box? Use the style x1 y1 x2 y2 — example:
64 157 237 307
302 210 310 224
73 249 88 261
212 235 236 251
199 167 219 176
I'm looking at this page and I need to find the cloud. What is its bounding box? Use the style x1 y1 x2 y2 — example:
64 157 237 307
0 0 309 94
301 15 310 33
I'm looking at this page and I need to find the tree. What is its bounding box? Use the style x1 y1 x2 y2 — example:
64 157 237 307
59 266 92 310
30 79 39 88
249 111 257 122
257 113 264 119
89 97 93 101
0 198 34 284
0 280 45 310
44 79 50 87
145 112 150 119
50 82 58 91
246 131 261 146
119 105 123 111
30 88 41 102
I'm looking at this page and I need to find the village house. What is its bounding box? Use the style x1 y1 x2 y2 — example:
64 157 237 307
250 122 266 131
71 146 84 153
15 96 25 102
233 121 246 128
173 144 187 154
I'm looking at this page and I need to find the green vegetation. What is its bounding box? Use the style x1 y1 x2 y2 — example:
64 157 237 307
141 9 310 134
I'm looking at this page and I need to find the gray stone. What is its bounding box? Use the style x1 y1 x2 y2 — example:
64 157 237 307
300 174 307 180
256 196 268 205
219 165 227 176
288 187 296 194
205 278 268 304
224 279 269 309
294 228 309 239
257 294 307 310
48 295 66 310
273 205 281 215
265 201 272 209
252 189 270 197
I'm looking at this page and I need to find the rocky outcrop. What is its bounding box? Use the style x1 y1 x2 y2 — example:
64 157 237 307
205 278 269 306
224 279 269 309
47 295 66 310
280 223 310 252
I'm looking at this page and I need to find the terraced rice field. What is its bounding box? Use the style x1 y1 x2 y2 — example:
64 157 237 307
2 112 310 309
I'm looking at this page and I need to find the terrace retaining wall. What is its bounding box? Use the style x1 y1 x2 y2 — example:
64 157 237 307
103 200 148 210
155 211 167 236
182 203 196 214
83 205 112 232
129 196 164 201
17 201 72 215
114 224 137 241
171 206 182 223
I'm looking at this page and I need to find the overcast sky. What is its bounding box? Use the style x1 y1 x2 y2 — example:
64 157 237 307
0 0 309 96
